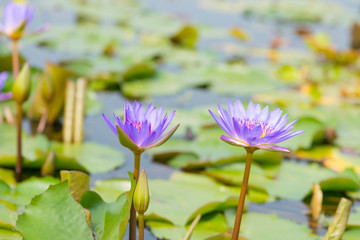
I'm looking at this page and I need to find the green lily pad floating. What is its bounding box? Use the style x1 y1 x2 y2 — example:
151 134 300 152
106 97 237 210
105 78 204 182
202 0 356 25
225 209 319 240
0 177 59 213
146 172 239 226
0 168 16 186
170 25 198 49
94 178 132 203
147 212 230 240
16 182 94 240
72 0 140 23
0 229 22 240
149 208 319 240
11 177 60 206
0 201 18 226
122 63 156 82
264 161 335 201
51 142 125 173
122 71 209 98
0 124 125 173
81 173 135 240
206 64 282 96
343 228 360 240
203 162 272 203
165 47 216 68
243 0 353 24
0 124 50 168
30 25 134 55
319 168 360 192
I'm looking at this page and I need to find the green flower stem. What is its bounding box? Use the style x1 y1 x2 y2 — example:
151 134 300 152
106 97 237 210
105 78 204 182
130 152 141 240
138 214 144 240
15 103 22 182
232 148 254 240
12 40 19 79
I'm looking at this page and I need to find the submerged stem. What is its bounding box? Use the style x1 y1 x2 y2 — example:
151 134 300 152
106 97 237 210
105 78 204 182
138 214 144 240
15 104 22 182
130 153 141 240
12 40 19 79
231 148 254 240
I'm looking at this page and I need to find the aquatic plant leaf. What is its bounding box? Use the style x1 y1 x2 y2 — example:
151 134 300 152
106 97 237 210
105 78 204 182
52 142 125 173
170 25 198 48
81 172 136 240
60 170 90 203
0 229 22 240
343 228 360 240
225 210 318 240
16 182 93 240
94 178 131 203
147 212 229 240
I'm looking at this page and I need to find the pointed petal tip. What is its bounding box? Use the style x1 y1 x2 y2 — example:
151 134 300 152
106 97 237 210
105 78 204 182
147 123 179 149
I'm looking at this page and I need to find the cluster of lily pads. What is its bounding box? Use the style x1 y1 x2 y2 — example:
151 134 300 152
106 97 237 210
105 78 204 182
0 0 360 240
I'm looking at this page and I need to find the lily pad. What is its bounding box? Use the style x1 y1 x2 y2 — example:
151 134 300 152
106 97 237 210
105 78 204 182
51 142 125 173
81 173 135 240
16 182 94 240
225 209 319 240
94 178 132 203
343 228 360 240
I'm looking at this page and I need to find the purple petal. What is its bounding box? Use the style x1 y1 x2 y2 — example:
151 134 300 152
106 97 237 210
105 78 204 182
220 135 249 147
209 109 233 137
257 144 290 152
234 100 246 118
0 92 12 101
161 111 175 132
267 108 282 126
251 124 263 139
258 106 269 123
26 23 50 36
140 131 157 148
2 2 32 34
246 101 255 119
271 130 305 144
217 105 234 133
253 103 262 117
232 117 243 140
148 124 180 149
138 120 151 143
25 5 35 25
227 100 235 117
0 72 9 91
102 114 117 135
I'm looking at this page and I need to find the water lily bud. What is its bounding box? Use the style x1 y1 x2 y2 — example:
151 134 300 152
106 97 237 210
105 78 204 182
133 169 150 215
12 63 31 104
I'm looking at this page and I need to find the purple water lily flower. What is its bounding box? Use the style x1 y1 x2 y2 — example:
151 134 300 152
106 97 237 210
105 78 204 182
209 100 304 152
0 1 49 40
103 101 179 153
0 72 12 101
